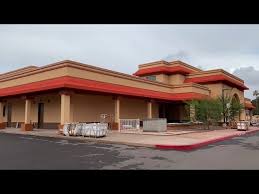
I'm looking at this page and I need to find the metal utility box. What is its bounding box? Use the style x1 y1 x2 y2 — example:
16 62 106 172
237 121 249 131
142 118 167 132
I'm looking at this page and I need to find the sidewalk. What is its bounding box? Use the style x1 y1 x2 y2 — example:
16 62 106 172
1 127 259 150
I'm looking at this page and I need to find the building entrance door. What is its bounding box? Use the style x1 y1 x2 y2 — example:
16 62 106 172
159 102 185 123
37 103 44 128
159 103 166 118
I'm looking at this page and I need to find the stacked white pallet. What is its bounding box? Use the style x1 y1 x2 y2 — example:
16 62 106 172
63 123 108 138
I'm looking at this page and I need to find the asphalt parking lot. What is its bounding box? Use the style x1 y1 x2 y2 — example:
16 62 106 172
0 132 259 169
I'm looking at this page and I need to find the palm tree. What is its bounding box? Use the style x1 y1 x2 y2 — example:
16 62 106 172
253 90 258 97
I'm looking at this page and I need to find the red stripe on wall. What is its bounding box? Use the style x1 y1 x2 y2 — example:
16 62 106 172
0 76 208 101
133 66 194 76
184 75 248 90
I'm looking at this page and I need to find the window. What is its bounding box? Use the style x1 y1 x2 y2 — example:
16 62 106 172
145 75 156 81
3 105 5 117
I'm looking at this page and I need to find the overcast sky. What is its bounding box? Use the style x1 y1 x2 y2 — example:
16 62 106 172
0 24 258 99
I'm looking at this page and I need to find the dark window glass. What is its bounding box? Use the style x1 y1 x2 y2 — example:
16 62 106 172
146 75 156 81
3 105 5 117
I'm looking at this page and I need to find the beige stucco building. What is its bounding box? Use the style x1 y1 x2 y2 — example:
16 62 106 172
0 60 252 131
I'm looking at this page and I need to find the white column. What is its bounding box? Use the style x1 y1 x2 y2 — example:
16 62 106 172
24 99 32 124
240 109 246 121
60 93 71 125
114 96 120 124
22 97 33 131
147 100 152 119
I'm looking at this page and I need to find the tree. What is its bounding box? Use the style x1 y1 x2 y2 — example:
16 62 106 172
218 93 245 123
252 99 259 115
228 97 244 121
253 90 259 115
186 99 223 130
218 94 232 123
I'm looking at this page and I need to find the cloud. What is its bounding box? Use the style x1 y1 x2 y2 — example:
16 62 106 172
0 24 259 97
233 66 259 99
162 50 190 61
161 51 207 70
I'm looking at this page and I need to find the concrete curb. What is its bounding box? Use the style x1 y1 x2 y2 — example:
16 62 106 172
1 128 259 151
155 128 259 151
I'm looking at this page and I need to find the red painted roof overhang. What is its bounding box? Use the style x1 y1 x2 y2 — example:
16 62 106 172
245 102 256 109
0 76 208 101
184 74 248 91
133 66 194 76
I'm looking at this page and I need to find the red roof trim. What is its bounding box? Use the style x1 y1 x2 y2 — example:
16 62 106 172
0 76 208 101
185 75 249 90
133 66 195 76
245 102 256 109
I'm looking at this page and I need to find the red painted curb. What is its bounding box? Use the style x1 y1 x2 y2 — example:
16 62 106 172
155 128 259 151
